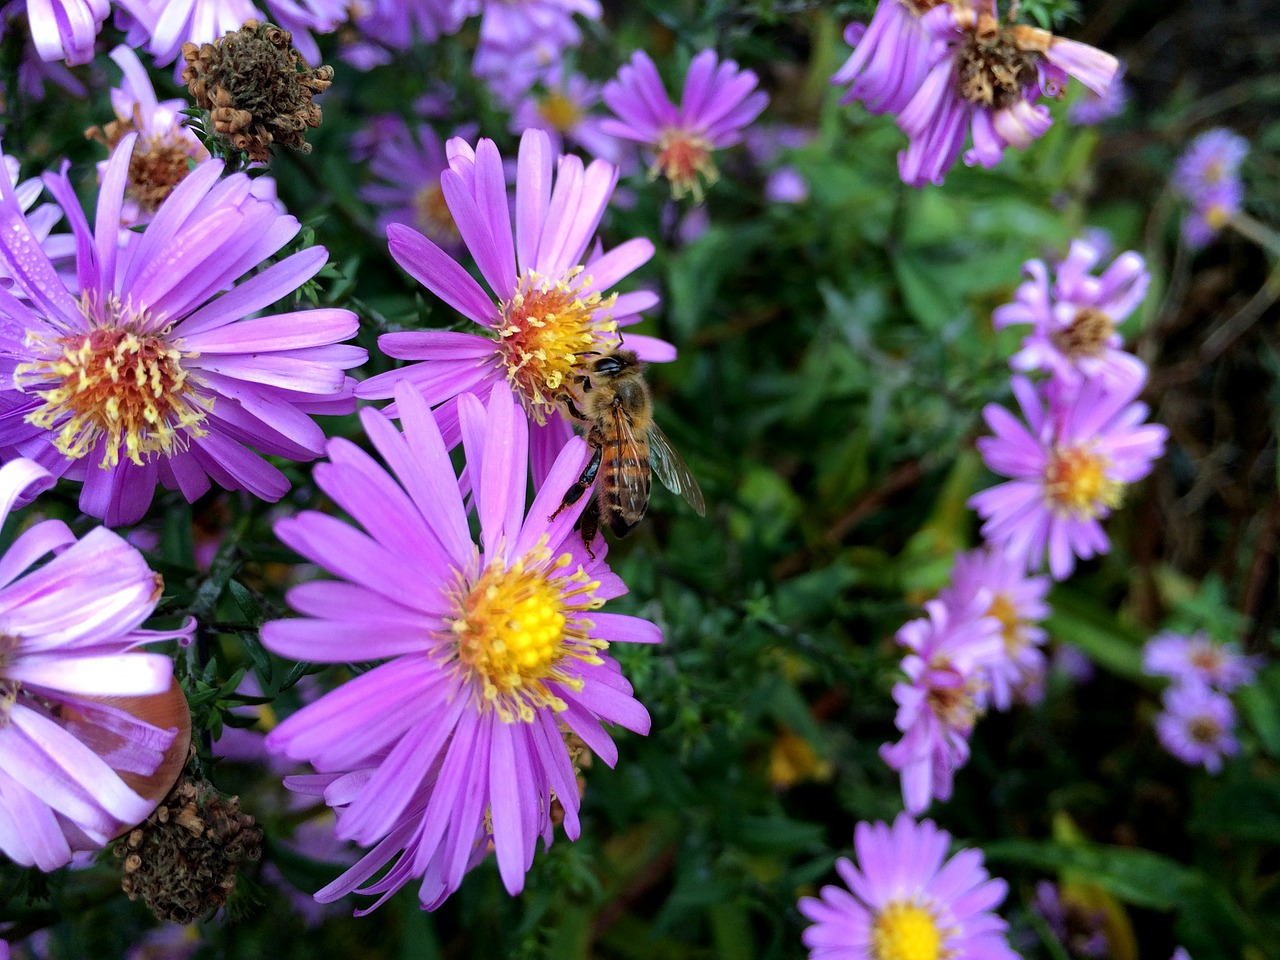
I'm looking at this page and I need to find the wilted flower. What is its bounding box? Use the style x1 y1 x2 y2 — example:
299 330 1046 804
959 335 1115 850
1155 682 1238 774
880 595 1004 814
87 45 211 225
993 237 1150 389
971 375 1167 579
831 0 942 116
798 812 1017 960
938 547 1051 711
602 49 769 199
0 135 365 525
1143 631 1260 693
0 457 190 870
20 0 108 64
263 381 658 911
356 129 669 477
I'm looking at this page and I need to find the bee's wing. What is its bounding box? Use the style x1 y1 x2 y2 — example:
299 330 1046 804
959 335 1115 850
648 421 706 516
613 406 652 520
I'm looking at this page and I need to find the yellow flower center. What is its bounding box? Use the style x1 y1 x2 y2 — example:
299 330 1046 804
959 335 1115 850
14 295 211 468
538 91 583 133
925 673 984 731
1188 715 1222 745
412 182 460 243
448 542 606 723
1043 445 1122 518
987 592 1025 655
1051 307 1115 360
1205 202 1232 229
873 902 943 960
652 130 717 200
495 268 618 424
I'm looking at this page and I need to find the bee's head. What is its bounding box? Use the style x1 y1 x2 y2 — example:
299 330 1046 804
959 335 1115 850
592 350 640 376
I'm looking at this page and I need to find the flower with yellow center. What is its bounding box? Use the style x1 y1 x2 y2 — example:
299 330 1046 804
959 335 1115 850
539 91 585 133
652 130 718 200
1043 444 1122 519
874 901 945 960
411 182 461 245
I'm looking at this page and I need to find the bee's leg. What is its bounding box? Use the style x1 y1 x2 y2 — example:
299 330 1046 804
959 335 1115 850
550 444 602 519
580 496 601 559
562 395 587 421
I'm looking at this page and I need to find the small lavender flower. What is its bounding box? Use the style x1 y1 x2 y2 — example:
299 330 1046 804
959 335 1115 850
1155 682 1238 773
510 68 626 165
602 49 769 200
970 375 1167 580
880 595 1004 814
470 0 601 102
798 812 1017 960
1067 64 1128 125
1033 881 1110 958
1143 631 1260 693
0 135 366 526
355 116 462 248
993 237 1150 389
1173 128 1249 200
346 0 466 66
938 547 1051 711
0 457 191 870
263 380 658 911
831 0 942 116
1180 179 1243 249
21 0 108 64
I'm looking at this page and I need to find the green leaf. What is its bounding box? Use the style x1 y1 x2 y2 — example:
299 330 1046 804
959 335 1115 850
1045 589 1146 681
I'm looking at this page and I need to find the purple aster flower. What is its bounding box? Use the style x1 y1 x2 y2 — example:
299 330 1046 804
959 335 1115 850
1033 881 1110 958
1172 949 1192 960
1155 682 1238 774
20 0 108 64
470 0 600 100
0 133 366 526
262 380 658 911
1143 631 1261 693
602 49 769 200
992 237 1150 389
118 0 342 67
355 129 670 480
356 116 465 248
510 68 628 166
90 45 211 227
970 375 1167 580
0 457 192 870
891 3 1118 186
1 153 73 287
1180 179 1242 249
1173 128 1249 200
746 124 813 203
345 0 465 66
880 595 1004 814
1067 63 1128 125
831 0 943 116
798 812 1017 960
938 547 1051 712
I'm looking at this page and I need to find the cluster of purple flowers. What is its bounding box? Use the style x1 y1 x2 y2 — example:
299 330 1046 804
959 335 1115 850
1171 128 1249 248
1144 631 1259 772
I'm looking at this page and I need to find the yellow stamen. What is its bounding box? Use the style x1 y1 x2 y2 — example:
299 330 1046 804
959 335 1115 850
447 540 606 724
651 130 718 201
873 902 943 960
495 268 618 424
412 182 460 243
1051 307 1115 360
1043 445 1122 518
14 294 211 468
987 593 1025 655
538 91 584 133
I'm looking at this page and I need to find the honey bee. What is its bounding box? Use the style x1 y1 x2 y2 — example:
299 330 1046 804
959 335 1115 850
555 349 705 546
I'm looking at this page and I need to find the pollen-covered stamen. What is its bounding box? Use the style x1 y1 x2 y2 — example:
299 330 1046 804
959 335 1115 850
652 129 718 200
496 268 619 424
955 13 1040 110
872 901 945 960
447 542 606 724
1051 307 1116 360
1043 444 1122 518
538 91 584 133
14 295 211 468
987 593 1027 655
412 182 460 243
1188 715 1224 745
87 113 195 213
926 675 985 731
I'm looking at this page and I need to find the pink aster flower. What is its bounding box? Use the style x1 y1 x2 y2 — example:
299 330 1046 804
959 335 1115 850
355 129 669 479
1155 682 1238 774
937 546 1050 711
91 45 211 227
356 116 463 248
893 2 1119 186
798 813 1017 960
20 0 108 64
879 595 1004 814
1143 631 1260 693
262 380 658 911
992 237 1149 389
970 375 1167 580
831 1 943 116
0 133 366 526
0 457 191 870
601 49 769 199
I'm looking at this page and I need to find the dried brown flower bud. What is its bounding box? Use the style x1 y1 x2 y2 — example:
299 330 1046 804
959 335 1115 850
181 19 333 164
115 776 262 924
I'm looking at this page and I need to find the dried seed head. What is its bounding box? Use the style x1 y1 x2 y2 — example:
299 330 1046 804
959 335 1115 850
181 19 333 164
115 776 262 924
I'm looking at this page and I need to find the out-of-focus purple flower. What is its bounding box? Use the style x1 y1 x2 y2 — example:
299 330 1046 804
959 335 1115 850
118 0 343 67
1033 881 1110 958
0 152 73 287
90 45 211 227
1068 63 1128 125
1143 631 1261 693
1155 682 1238 773
355 116 463 248
993 237 1150 389
510 69 627 165
602 49 769 200
263 380 658 911
746 125 813 203
1172 948 1192 960
470 0 600 101
831 0 942 117
970 375 1167 580
0 136 366 526
883 3 1119 186
0 2 86 104
124 926 201 960
0 458 191 870
21 0 108 64
880 595 1004 814
1173 128 1248 200
1180 179 1243 249
355 129 670 479
798 812 1017 960
345 0 465 66
938 547 1051 711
